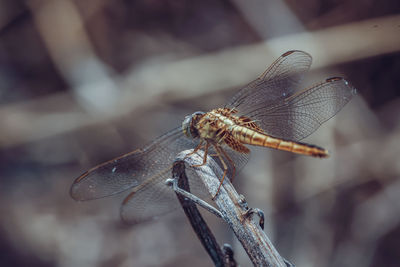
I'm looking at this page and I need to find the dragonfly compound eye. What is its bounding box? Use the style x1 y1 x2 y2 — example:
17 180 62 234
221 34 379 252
182 111 204 138
182 115 193 138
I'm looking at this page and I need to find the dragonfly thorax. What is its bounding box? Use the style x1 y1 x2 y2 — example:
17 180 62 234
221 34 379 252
182 111 205 139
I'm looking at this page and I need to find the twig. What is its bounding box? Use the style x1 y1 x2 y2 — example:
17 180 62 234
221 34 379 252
166 177 224 220
170 160 234 267
222 244 237 267
173 150 288 267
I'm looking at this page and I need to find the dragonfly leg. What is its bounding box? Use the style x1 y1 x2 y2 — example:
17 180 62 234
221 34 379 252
185 140 204 158
191 141 210 168
184 140 203 163
212 144 229 199
218 146 236 182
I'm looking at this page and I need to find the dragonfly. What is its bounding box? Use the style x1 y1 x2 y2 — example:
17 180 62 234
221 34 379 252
70 50 356 224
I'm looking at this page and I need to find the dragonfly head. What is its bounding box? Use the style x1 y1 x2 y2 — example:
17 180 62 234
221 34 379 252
182 111 204 139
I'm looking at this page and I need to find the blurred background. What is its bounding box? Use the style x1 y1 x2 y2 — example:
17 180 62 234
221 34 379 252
1 0 399 266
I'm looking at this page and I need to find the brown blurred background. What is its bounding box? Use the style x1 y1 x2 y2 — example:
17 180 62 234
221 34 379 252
1 0 399 266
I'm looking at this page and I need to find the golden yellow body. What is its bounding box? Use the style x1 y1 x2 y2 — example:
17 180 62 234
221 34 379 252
195 108 328 158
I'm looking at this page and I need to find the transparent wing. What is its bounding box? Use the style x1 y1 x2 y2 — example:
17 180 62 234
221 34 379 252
71 127 200 224
119 165 183 224
71 126 250 224
226 50 312 115
120 139 250 224
243 77 356 141
70 127 197 201
226 50 355 141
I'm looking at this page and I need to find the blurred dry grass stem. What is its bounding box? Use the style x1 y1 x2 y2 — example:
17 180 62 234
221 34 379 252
0 12 399 148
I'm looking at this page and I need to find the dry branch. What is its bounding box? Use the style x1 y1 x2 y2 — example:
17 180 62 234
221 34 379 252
172 150 288 267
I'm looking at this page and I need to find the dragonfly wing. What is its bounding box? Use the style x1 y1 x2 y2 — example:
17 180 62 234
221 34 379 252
245 77 356 141
208 144 250 178
70 127 198 201
120 138 250 224
119 165 182 224
226 50 312 115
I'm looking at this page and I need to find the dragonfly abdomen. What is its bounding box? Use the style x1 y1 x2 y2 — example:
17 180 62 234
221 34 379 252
231 126 328 158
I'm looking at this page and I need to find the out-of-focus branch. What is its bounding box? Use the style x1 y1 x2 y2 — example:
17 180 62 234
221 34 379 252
1 14 399 148
174 150 288 267
122 14 400 99
27 0 119 113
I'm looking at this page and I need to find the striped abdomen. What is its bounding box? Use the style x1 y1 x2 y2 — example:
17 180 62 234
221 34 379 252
230 126 329 158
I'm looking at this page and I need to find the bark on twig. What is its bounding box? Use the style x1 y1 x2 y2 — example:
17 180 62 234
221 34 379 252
171 160 231 267
173 150 288 267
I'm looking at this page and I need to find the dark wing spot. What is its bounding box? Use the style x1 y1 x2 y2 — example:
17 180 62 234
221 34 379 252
326 77 343 82
282 50 296 57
